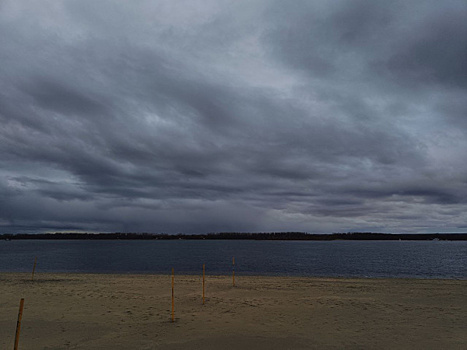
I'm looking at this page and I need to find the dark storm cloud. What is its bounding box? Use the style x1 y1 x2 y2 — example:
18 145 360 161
23 78 109 116
384 8 467 89
268 0 467 88
1 0 466 234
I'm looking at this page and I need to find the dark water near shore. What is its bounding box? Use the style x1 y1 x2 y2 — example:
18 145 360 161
0 240 465 279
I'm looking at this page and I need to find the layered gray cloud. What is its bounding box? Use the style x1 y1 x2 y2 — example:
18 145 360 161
1 0 466 233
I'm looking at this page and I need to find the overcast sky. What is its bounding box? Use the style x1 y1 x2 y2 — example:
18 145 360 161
1 0 466 234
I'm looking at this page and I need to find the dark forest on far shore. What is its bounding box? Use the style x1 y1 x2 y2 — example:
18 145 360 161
1 232 466 241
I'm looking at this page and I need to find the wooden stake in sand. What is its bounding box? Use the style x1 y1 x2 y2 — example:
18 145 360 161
14 298 24 350
232 256 235 287
31 257 37 281
171 268 175 322
202 264 205 305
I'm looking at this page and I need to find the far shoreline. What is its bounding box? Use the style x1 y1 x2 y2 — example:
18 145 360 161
2 232 467 241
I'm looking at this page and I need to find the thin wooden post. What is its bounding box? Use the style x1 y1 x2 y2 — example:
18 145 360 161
202 264 205 305
232 256 235 287
14 298 24 350
31 257 37 281
171 268 175 322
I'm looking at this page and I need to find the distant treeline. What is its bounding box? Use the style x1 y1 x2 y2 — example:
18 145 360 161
1 232 466 240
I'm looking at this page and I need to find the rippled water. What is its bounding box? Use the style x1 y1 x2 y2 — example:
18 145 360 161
0 240 465 279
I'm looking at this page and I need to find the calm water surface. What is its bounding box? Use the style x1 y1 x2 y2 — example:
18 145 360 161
0 240 465 279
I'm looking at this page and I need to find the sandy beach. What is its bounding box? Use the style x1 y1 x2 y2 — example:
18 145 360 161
1 273 465 349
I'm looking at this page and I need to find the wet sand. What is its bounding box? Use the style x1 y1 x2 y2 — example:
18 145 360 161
1 273 466 349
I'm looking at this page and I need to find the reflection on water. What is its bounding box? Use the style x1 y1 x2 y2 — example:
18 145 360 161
0 240 465 279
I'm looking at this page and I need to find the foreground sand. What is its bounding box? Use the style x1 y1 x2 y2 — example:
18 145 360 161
0 273 465 349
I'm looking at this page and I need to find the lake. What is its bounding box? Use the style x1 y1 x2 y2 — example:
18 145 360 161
0 240 465 279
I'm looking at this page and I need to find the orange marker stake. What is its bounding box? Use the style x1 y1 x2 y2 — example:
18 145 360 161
232 256 235 287
14 298 24 350
31 257 37 281
171 268 175 322
202 264 205 305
